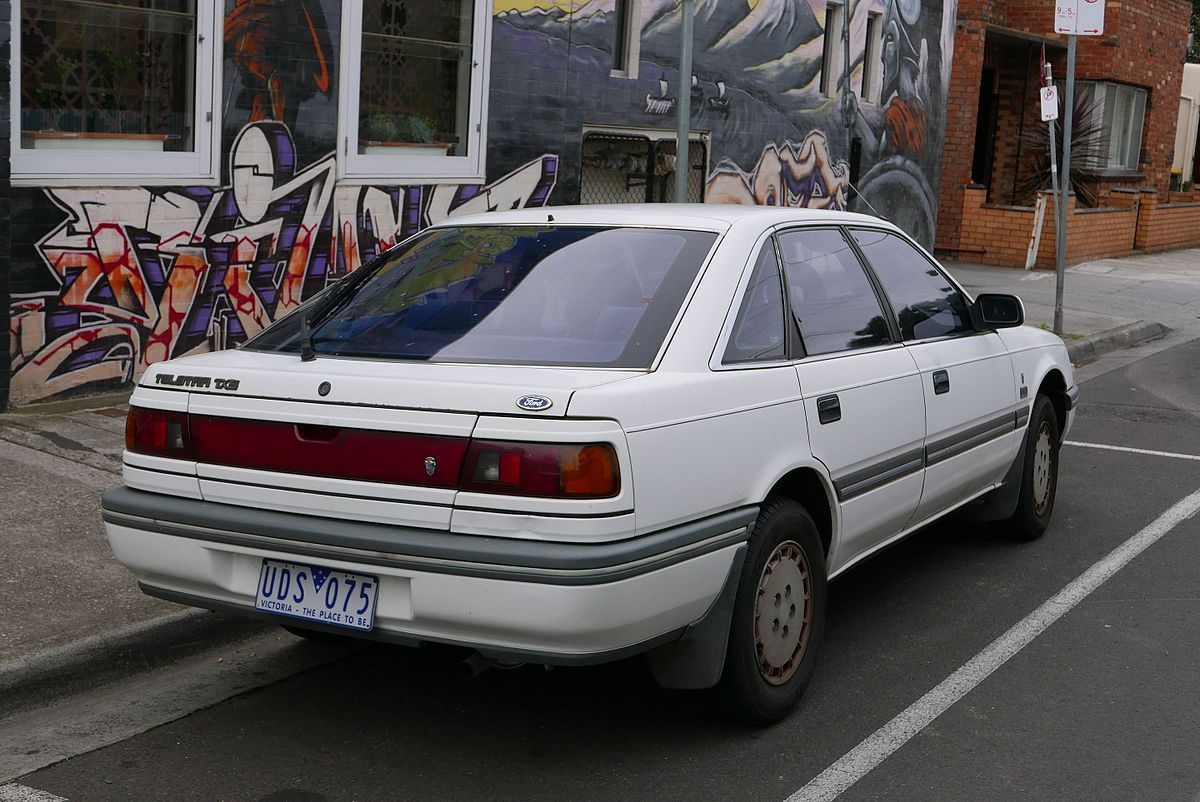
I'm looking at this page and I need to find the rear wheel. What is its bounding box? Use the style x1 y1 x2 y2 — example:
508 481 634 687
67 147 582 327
1008 393 1060 540
716 498 827 724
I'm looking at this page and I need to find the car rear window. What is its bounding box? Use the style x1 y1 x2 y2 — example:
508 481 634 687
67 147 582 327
247 225 718 368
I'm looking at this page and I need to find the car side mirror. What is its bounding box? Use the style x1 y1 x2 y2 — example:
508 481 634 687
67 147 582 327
970 293 1025 330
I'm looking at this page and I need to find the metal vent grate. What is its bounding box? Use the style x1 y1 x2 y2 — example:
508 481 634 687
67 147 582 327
579 133 706 204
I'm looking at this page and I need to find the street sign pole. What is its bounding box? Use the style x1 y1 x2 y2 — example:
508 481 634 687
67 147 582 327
674 0 695 203
1054 34 1077 335
1045 76 1060 274
1052 0 1103 335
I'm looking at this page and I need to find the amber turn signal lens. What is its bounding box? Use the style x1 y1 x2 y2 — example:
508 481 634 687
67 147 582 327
562 444 619 497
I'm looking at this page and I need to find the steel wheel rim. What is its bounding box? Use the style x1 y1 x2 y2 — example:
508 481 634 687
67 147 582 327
1033 421 1054 515
753 540 813 686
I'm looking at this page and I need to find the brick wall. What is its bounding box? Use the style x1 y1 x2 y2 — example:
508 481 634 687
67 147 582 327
956 186 1139 267
936 23 986 253
937 0 1192 254
1135 191 1200 251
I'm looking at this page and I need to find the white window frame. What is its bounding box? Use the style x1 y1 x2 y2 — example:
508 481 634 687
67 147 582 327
860 12 884 105
338 0 492 185
609 0 642 79
10 0 221 187
820 2 845 99
1080 80 1148 174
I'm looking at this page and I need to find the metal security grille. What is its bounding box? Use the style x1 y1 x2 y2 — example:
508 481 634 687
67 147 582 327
579 133 707 205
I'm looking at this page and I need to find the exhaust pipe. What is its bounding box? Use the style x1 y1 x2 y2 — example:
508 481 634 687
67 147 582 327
455 651 493 681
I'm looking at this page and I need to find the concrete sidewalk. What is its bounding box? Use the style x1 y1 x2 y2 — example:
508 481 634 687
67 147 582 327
1 246 1197 728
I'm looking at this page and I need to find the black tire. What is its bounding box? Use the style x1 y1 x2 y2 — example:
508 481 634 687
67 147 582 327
1008 393 1061 540
715 497 827 725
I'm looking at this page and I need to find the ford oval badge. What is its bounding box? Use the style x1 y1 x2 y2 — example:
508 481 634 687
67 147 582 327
516 395 553 412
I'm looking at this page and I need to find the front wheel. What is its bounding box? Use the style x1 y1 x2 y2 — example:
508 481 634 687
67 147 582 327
715 498 827 724
1008 393 1061 540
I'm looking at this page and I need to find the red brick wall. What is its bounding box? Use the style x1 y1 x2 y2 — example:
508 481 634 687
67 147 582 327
937 22 987 252
1135 193 1200 251
956 187 1139 267
937 0 1191 253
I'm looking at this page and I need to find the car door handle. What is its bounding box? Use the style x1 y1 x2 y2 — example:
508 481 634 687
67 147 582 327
816 394 841 425
933 370 950 395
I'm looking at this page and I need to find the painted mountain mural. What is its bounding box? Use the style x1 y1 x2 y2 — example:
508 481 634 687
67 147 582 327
492 0 958 247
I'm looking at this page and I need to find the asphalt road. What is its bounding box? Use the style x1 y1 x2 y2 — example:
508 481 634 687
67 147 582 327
11 338 1200 802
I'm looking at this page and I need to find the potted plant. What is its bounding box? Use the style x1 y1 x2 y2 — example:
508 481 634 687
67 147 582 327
361 112 448 157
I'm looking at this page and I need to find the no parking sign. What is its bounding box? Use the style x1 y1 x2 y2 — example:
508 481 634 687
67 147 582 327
1040 86 1060 122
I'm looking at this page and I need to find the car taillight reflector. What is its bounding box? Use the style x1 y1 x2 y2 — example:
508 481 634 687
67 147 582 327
462 441 620 499
126 406 194 460
189 415 468 488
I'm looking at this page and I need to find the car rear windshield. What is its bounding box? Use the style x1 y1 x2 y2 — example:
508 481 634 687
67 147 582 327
246 225 718 368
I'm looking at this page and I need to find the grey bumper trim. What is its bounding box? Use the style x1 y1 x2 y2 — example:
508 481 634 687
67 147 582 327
102 487 756 586
1066 385 1081 411
140 584 687 666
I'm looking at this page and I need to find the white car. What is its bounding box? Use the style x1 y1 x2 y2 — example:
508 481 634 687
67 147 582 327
103 205 1077 722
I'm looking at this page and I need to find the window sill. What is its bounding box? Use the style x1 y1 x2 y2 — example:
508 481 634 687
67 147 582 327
11 173 222 188
1095 170 1145 181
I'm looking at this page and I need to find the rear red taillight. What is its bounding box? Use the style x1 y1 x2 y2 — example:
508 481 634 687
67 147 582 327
189 415 468 488
125 407 620 499
125 406 194 460
461 441 620 499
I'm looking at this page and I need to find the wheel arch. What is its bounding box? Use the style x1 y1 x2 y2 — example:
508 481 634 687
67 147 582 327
764 466 837 561
1036 368 1068 435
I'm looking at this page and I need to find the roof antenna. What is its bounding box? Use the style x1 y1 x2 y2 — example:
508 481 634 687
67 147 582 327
547 213 555 222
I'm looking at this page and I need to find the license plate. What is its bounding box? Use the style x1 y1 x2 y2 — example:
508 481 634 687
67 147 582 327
254 559 378 631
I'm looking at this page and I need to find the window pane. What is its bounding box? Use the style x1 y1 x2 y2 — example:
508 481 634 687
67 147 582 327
725 242 787 363
850 229 972 341
612 0 630 71
778 228 891 356
21 0 196 152
248 226 717 368
358 0 475 158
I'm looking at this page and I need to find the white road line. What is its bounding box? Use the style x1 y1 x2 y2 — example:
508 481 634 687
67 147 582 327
1066 441 1200 462
787 486 1200 802
0 784 67 802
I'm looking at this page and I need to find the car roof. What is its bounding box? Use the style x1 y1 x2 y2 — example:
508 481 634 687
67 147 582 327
436 203 903 234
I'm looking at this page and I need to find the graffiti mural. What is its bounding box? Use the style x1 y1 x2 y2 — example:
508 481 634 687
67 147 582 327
225 0 335 128
493 0 957 243
706 133 850 209
7 122 557 404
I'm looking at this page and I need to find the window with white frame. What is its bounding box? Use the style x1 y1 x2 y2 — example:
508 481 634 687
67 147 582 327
12 0 220 185
860 12 883 103
820 3 844 98
610 0 642 78
1079 81 1148 173
339 0 491 183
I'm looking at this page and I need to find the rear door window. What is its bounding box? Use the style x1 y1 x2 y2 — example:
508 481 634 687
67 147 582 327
777 228 892 356
248 226 718 368
724 240 787 364
849 229 973 341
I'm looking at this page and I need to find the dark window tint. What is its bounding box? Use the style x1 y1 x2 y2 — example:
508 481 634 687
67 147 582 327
724 241 787 363
247 226 717 369
778 228 891 356
850 229 972 341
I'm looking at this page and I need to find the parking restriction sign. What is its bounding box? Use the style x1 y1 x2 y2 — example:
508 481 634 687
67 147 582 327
1055 0 1105 35
1041 86 1060 122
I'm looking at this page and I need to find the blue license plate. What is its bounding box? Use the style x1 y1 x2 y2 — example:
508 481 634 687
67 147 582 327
254 559 378 631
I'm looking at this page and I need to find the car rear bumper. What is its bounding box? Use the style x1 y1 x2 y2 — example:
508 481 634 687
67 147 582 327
102 487 754 662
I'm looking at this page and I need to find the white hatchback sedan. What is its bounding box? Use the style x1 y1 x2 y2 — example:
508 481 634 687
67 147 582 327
104 205 1077 722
